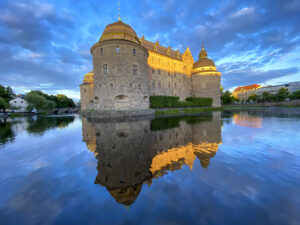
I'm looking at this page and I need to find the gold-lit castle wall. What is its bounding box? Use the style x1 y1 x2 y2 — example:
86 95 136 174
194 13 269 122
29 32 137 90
79 20 222 110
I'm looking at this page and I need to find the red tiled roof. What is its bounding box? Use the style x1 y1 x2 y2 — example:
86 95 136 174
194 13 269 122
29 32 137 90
234 84 260 92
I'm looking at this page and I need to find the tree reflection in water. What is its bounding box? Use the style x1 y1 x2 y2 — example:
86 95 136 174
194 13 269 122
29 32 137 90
0 116 75 146
82 112 222 206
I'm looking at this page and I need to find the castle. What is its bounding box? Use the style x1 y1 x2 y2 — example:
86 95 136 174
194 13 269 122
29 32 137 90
80 19 221 112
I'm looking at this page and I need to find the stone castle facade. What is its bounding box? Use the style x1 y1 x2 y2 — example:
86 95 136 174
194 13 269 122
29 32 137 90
80 20 221 111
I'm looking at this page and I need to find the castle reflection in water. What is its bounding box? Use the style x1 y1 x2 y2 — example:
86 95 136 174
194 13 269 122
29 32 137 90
81 112 222 206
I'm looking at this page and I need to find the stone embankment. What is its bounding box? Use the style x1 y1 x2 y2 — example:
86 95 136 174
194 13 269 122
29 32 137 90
227 99 300 107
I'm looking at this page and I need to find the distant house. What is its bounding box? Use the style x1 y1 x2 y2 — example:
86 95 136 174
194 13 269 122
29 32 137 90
233 84 261 100
9 97 28 112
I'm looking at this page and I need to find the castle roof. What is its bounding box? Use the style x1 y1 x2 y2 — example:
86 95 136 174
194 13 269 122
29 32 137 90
99 20 140 44
140 37 183 60
234 84 261 92
193 44 215 68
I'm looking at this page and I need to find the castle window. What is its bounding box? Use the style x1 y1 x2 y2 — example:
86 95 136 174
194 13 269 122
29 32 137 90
116 47 120 53
103 64 108 74
115 95 128 101
110 83 113 87
153 81 155 87
133 65 137 75
158 69 161 74
100 48 103 55
174 82 177 88
152 68 155 74
84 88 86 93
202 83 206 88
158 81 161 88
133 49 136 56
168 82 171 88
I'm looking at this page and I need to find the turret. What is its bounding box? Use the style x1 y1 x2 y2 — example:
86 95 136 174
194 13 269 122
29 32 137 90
191 43 221 107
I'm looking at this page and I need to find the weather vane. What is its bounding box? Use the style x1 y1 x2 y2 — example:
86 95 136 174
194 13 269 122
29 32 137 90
118 0 121 21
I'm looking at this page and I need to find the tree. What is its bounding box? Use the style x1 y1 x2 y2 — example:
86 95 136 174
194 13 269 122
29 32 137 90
290 90 300 100
248 94 261 103
276 88 289 101
221 90 237 104
0 85 15 102
25 93 55 112
0 97 9 112
262 91 272 102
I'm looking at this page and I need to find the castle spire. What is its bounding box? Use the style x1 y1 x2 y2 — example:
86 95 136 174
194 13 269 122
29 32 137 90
118 0 121 21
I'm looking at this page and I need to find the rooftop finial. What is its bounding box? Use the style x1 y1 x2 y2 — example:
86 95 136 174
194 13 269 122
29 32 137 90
118 0 121 21
202 40 204 49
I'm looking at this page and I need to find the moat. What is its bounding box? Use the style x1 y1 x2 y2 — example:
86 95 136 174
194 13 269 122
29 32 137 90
0 108 299 225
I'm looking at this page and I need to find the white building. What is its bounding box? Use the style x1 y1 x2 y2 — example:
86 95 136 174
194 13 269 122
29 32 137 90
9 97 28 112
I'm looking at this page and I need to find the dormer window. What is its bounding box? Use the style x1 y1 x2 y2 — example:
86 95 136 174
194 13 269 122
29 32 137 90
116 47 120 53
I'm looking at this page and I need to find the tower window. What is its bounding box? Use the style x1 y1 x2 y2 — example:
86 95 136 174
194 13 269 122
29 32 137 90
133 65 137 75
152 68 155 74
103 64 108 74
100 48 103 55
158 69 161 74
133 49 136 56
116 47 120 53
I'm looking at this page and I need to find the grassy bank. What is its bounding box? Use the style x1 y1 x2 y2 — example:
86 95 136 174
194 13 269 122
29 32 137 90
155 107 223 116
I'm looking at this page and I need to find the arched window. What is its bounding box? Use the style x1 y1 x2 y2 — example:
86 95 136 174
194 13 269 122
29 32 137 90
115 95 128 101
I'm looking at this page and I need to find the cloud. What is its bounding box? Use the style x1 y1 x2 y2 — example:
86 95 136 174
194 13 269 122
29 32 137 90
0 0 299 96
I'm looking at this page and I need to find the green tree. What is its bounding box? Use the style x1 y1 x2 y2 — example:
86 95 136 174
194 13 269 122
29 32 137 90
0 97 9 112
276 88 289 101
248 94 260 102
0 85 15 102
262 91 272 102
221 90 237 104
290 90 300 100
25 93 55 112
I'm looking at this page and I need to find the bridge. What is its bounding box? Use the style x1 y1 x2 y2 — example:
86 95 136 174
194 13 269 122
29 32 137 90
51 107 80 114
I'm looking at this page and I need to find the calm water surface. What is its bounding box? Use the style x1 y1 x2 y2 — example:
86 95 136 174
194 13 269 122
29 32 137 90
0 108 299 225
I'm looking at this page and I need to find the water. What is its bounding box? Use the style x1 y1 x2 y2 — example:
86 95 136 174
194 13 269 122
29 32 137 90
0 108 299 225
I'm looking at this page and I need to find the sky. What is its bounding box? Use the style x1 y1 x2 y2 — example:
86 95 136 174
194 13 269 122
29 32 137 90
0 0 299 100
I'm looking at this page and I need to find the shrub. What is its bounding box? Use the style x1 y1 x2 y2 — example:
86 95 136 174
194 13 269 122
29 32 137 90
185 97 212 107
150 96 213 108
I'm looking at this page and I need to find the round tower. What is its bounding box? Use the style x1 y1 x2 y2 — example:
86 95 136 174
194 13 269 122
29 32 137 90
191 44 221 107
89 20 150 111
79 71 94 110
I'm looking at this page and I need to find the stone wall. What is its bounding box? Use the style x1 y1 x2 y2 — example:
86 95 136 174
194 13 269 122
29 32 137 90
80 83 93 110
149 67 191 101
191 74 221 107
91 40 150 110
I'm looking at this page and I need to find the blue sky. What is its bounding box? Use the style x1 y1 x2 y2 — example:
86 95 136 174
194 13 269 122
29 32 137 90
0 0 299 100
